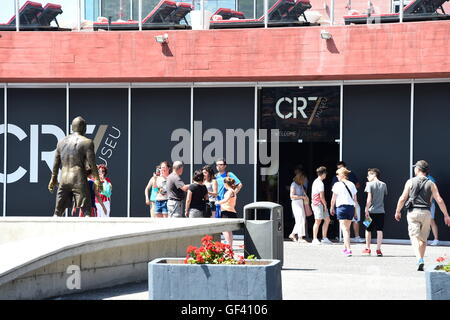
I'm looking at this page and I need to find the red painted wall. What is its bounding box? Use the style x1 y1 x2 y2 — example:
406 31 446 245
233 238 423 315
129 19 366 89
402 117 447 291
0 20 449 82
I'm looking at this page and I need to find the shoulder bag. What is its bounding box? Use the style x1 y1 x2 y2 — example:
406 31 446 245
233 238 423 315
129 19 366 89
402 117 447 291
342 181 356 217
300 184 313 217
404 178 428 210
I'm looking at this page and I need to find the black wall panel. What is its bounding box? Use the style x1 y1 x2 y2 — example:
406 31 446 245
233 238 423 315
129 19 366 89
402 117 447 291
130 88 191 217
193 87 255 218
414 83 450 241
0 88 3 216
70 89 128 217
7 89 66 216
343 84 411 240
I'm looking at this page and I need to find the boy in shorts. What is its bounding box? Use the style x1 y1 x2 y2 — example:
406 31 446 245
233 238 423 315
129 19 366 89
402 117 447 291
311 166 332 244
363 168 387 256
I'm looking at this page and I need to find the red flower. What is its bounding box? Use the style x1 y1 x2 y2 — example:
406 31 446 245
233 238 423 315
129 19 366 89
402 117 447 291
201 235 213 245
436 256 446 263
186 245 197 254
184 235 250 265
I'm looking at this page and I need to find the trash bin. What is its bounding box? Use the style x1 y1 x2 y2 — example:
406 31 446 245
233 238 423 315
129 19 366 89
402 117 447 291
243 201 284 266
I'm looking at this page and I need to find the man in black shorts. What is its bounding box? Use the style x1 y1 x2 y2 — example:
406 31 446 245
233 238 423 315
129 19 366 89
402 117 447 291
362 168 387 257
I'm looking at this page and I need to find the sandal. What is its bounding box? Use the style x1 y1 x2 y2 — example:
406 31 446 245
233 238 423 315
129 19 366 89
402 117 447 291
289 234 297 242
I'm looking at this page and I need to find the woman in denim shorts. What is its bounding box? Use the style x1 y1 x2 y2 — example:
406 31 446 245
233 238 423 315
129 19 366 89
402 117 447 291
331 167 358 256
152 161 171 218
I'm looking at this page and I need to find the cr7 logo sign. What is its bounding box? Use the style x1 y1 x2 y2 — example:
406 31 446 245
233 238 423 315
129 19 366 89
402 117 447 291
275 97 319 119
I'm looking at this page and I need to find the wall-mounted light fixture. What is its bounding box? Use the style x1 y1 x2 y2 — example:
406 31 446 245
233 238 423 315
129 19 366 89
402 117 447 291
320 30 332 40
155 33 169 44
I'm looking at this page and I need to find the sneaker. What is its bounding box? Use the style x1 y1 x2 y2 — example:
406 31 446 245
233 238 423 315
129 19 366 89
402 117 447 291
417 258 425 271
312 239 321 245
376 249 383 257
362 248 371 255
342 249 352 257
321 237 333 244
430 239 439 246
351 237 364 243
355 237 365 243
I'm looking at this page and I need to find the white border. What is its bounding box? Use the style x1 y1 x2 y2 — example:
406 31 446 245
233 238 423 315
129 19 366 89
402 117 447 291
190 86 194 182
4 79 450 89
254 86 258 202
410 80 414 179
127 84 132 218
3 84 7 217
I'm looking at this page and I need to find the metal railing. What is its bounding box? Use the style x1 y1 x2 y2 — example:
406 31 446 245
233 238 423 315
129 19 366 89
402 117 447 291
1 0 447 32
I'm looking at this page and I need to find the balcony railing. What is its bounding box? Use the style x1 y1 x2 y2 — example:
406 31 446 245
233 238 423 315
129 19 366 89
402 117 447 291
0 0 449 32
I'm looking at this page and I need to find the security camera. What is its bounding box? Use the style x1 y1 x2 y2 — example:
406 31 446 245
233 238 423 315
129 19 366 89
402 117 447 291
320 30 332 40
155 33 169 44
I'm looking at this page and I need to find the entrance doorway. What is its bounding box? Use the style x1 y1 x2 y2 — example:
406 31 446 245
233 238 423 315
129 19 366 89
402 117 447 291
278 142 339 239
257 85 341 239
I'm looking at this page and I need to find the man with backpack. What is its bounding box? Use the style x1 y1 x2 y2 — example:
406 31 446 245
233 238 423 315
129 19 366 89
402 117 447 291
395 160 450 271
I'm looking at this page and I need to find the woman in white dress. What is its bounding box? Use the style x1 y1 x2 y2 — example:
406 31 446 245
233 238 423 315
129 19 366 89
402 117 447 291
289 173 309 243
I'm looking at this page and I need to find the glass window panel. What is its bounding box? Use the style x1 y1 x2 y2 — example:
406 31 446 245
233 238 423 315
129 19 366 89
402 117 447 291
101 0 133 21
130 88 191 217
70 88 129 217
6 89 66 216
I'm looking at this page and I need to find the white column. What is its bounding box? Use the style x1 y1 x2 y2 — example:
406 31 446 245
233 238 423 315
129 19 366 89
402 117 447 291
200 0 205 29
190 86 194 182
16 0 20 32
254 86 258 202
3 84 7 217
77 0 82 31
339 83 344 242
138 0 142 31
399 0 404 22
264 0 268 28
330 0 335 25
410 80 414 179
127 84 132 217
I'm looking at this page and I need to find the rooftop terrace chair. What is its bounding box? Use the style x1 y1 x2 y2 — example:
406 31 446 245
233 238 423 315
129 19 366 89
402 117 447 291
211 8 246 20
93 0 192 30
344 0 450 24
169 2 194 24
37 3 63 27
286 0 312 21
210 0 312 29
0 1 43 30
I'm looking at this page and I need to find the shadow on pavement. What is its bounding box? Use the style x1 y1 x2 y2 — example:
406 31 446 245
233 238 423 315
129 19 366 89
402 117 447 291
52 281 148 300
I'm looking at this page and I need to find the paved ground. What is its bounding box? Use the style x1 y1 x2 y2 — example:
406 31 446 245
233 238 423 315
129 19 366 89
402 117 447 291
54 239 450 300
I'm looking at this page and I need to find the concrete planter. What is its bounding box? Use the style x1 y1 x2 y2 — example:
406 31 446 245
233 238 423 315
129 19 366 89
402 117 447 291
426 265 450 300
148 258 282 300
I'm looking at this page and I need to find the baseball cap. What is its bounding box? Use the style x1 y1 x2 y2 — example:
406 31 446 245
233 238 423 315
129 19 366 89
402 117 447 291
413 160 429 172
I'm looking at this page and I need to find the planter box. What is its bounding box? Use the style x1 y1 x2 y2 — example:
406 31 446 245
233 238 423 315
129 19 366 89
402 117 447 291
148 258 282 300
426 265 450 300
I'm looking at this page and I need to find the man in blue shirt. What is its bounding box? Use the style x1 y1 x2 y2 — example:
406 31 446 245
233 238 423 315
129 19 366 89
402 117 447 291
215 158 243 218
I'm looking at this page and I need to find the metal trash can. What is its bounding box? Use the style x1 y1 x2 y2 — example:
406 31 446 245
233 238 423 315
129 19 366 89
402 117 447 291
243 201 284 266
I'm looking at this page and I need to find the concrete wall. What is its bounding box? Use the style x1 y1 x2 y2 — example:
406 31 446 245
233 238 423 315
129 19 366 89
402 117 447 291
1 20 450 82
0 218 242 300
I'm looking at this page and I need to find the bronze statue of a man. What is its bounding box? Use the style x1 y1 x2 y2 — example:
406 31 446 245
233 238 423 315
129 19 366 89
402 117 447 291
48 116 102 216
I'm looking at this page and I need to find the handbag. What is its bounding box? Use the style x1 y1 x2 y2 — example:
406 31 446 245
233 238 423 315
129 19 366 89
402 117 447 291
342 181 356 218
203 201 212 218
300 184 313 217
